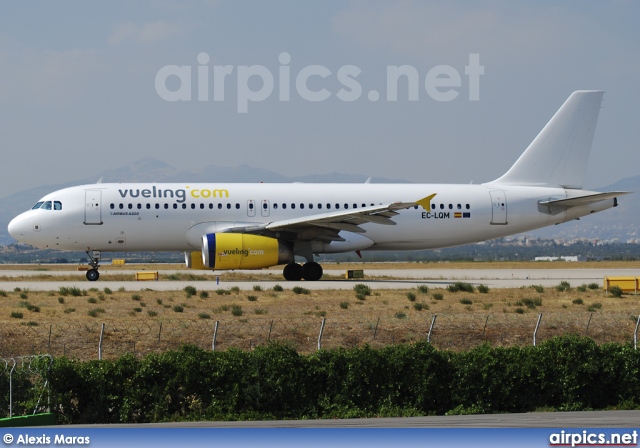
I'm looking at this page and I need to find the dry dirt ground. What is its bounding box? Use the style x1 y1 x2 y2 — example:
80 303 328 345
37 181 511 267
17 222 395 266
0 262 638 360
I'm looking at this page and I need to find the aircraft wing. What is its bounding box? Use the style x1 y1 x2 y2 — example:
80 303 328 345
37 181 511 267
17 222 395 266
222 194 436 241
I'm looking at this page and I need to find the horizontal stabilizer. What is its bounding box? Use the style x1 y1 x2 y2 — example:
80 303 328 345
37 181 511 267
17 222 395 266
539 191 630 208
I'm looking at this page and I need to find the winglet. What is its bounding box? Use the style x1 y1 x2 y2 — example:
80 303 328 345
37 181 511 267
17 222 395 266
416 193 437 211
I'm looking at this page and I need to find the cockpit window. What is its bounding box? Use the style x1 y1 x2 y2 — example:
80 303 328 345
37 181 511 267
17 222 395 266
31 201 44 210
41 201 52 210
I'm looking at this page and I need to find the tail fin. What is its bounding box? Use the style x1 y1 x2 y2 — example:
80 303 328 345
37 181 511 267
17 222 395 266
488 90 604 189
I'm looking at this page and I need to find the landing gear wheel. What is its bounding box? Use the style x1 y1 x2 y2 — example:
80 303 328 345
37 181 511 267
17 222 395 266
86 269 100 281
283 263 303 281
301 262 323 281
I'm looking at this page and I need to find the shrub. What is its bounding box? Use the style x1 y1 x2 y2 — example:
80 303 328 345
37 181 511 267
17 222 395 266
87 308 105 317
87 297 97 304
57 297 65 304
215 289 230 295
447 282 475 293
514 307 525 314
339 301 349 309
477 284 489 294
147 310 158 317
10 312 23 319
131 294 141 301
184 286 197 296
63 308 76 314
417 285 429 293
609 286 623 298
292 287 310 295
407 292 417 302
19 292 28 299
254 309 268 315
199 291 209 299
172 305 184 313
0 290 7 297
231 305 243 316
531 285 545 293
103 287 113 294
556 281 571 292
433 293 444 301
355 293 367 301
588 283 600 290
247 295 258 302
572 298 584 305
577 284 587 292
414 302 429 311
253 285 263 292
59 286 82 297
459 298 473 305
230 286 240 293
273 284 284 292
198 313 211 319
353 284 372 297
133 308 142 313
395 312 407 319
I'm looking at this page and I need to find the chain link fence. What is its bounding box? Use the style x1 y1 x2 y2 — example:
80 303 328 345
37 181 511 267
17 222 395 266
0 313 638 361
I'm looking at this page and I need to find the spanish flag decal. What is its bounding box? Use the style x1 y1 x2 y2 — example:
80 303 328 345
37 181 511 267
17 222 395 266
454 212 462 218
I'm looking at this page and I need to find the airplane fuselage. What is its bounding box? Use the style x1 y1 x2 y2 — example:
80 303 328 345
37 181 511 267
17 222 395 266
9 182 613 254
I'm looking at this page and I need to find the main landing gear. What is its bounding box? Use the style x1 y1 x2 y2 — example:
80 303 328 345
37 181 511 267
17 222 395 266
283 262 323 281
85 250 101 281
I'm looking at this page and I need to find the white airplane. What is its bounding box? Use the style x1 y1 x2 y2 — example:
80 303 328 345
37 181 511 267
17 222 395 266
8 91 629 281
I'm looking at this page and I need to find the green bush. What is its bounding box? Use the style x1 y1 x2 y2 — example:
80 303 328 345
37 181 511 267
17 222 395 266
353 284 371 297
253 285 263 292
247 295 258 302
406 292 417 302
184 286 197 296
339 301 349 309
556 281 571 292
273 284 284 292
199 291 209 299
477 284 489 294
447 282 474 293
417 285 429 293
609 286 623 298
292 287 310 295
432 293 444 301
531 285 544 293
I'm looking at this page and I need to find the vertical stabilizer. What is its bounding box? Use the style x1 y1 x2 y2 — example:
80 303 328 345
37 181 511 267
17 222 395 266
488 90 604 189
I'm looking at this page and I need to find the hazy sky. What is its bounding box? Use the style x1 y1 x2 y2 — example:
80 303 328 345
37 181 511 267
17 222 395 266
1 1 638 198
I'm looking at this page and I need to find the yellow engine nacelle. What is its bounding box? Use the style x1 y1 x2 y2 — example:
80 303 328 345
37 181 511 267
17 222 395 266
185 251 212 270
201 233 293 270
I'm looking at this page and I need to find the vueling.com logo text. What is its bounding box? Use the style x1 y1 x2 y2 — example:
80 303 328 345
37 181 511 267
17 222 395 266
155 52 484 113
221 248 265 257
118 186 229 204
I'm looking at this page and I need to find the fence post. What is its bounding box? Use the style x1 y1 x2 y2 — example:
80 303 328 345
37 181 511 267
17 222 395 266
427 315 437 343
48 325 52 351
9 358 15 418
533 313 542 346
373 317 380 340
212 321 219 351
585 313 593 335
634 315 640 350
268 320 273 342
157 322 162 344
318 318 326 351
482 315 490 340
98 323 105 360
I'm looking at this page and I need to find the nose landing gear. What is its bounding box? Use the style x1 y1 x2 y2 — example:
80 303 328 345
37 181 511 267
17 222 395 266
85 250 101 281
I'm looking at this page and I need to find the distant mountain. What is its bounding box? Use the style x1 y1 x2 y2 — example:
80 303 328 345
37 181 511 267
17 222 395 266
0 158 407 245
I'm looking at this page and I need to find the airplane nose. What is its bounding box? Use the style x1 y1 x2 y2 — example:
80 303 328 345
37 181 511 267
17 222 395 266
8 214 29 240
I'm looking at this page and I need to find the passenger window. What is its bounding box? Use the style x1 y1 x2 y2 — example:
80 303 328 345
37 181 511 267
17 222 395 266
449 204 453 209
31 202 44 210
431 204 435 210
226 204 231 209
209 204 213 209
155 204 160 209
200 204 204 209
173 204 178 209
218 204 222 209
327 204 331 209
119 204 124 209
137 204 142 209
440 204 444 209
457 204 461 209
273 203 278 210
466 204 470 209
308 204 313 209
300 204 305 209
235 203 240 209
182 204 187 209
318 204 322 209
110 204 115 210
344 204 348 209
54 201 62 210
291 204 296 209
249 203 254 210
263 203 268 210
335 204 340 209
353 204 357 209
282 203 287 209
128 204 133 210
164 204 169 209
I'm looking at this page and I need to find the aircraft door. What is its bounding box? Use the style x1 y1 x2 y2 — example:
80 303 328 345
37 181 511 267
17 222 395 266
247 200 256 217
261 200 270 217
84 190 103 225
489 190 508 225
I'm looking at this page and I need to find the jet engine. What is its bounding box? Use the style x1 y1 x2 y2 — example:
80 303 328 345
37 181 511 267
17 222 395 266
201 233 293 270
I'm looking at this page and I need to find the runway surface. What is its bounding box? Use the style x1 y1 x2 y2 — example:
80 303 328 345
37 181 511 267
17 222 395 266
0 267 635 291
